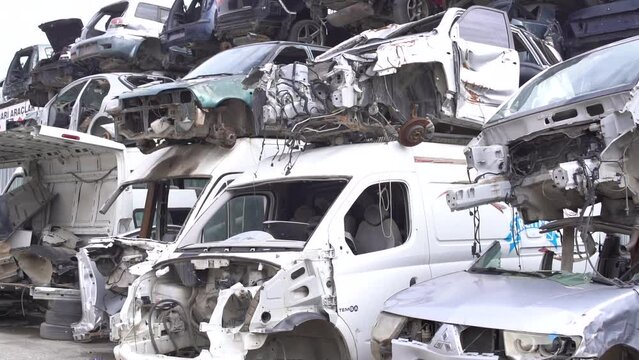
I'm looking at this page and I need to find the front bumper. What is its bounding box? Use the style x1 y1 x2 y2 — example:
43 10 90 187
391 338 499 360
71 34 144 62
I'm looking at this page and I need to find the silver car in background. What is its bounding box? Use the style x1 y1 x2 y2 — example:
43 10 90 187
70 0 173 71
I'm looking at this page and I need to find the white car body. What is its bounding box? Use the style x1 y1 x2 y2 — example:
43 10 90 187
72 139 282 341
112 141 560 360
34 72 171 137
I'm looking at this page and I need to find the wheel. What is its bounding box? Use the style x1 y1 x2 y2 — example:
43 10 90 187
288 19 326 45
45 309 82 326
39 322 74 341
392 0 434 24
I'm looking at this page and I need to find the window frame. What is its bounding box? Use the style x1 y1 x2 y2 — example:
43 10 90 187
344 180 412 256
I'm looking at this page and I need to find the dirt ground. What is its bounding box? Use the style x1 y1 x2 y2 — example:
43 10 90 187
0 323 115 360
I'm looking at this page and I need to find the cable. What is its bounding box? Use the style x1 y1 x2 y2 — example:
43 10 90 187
70 167 117 183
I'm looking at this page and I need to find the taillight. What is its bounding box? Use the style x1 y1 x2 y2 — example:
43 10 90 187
108 17 127 28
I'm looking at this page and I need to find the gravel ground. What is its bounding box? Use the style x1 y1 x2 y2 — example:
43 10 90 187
0 323 115 360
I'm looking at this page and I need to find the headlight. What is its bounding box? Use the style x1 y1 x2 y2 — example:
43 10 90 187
371 312 407 360
504 330 581 359
105 98 122 114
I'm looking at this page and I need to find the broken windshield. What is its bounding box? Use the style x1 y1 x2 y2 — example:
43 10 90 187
489 38 639 123
468 241 608 286
183 44 277 79
177 178 348 250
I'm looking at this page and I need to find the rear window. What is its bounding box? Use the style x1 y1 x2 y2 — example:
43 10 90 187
135 2 170 23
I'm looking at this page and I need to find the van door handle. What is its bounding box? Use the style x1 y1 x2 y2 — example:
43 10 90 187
409 277 417 286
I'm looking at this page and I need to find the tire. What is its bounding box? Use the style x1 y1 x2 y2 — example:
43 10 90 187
392 0 434 24
39 322 74 341
48 300 82 316
288 19 326 46
45 309 82 326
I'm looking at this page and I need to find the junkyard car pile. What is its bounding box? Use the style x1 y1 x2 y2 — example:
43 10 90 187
3 0 639 359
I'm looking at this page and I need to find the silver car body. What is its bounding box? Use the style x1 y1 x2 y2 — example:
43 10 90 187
70 0 173 69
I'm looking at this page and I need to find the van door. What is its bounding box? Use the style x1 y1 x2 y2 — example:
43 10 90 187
329 173 428 360
450 6 519 126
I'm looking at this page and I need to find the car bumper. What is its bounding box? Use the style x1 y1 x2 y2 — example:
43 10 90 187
71 35 144 62
391 338 499 360
114 341 215 360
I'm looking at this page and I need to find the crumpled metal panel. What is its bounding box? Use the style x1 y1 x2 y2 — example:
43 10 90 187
0 177 54 240
382 270 639 358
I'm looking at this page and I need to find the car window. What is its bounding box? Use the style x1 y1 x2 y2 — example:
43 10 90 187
5 174 24 193
48 81 88 129
272 46 311 65
513 32 535 64
202 195 268 242
135 2 170 23
345 182 409 255
458 7 511 48
78 79 111 132
184 44 277 78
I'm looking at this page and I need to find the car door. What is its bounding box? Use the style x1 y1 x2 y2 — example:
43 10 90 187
449 6 519 126
45 79 90 129
75 77 112 133
329 173 429 360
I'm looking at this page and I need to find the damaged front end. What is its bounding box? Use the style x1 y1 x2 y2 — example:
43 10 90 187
27 18 90 107
372 241 639 360
446 36 639 229
113 249 340 360
252 7 519 146
112 81 253 153
73 237 167 341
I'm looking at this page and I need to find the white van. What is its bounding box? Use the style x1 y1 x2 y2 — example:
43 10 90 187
0 122 143 316
111 140 560 360
72 139 281 341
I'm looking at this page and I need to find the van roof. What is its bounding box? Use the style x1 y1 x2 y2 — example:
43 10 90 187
230 141 467 188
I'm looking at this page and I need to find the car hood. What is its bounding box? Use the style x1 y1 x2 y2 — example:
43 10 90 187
383 271 638 336
118 74 251 108
39 18 83 53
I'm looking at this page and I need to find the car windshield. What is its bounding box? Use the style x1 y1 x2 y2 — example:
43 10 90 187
489 38 639 123
468 241 616 286
177 178 348 250
183 44 277 79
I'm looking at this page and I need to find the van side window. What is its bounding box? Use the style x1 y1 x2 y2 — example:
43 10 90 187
345 182 409 255
202 195 268 242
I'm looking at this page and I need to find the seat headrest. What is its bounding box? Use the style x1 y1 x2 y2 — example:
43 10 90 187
363 204 386 226
293 205 316 223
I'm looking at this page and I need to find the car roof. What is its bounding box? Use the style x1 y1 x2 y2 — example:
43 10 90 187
229 141 467 189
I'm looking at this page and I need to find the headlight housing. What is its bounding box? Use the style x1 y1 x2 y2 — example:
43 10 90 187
371 312 407 360
504 330 581 359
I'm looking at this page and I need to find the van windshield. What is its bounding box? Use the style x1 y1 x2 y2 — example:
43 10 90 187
177 178 349 251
